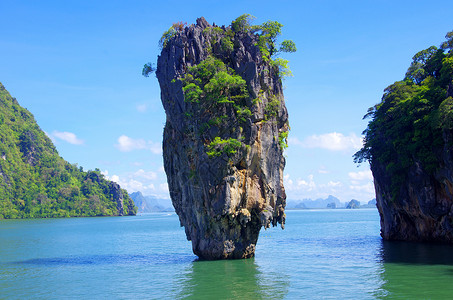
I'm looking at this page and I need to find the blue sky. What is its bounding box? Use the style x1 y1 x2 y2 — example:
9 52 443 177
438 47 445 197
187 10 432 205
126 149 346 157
1 0 453 204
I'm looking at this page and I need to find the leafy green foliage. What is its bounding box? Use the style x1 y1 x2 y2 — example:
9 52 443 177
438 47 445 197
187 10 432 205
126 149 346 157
182 83 203 103
257 21 283 58
153 15 292 160
159 26 177 50
201 26 234 55
159 22 186 50
231 14 256 33
279 40 297 53
271 58 293 78
236 107 252 123
220 36 234 53
181 56 249 106
206 137 242 158
180 56 250 155
230 15 296 77
142 62 156 77
0 83 137 219
355 31 453 199
404 46 439 84
265 95 280 120
205 71 248 104
440 30 453 53
278 131 289 149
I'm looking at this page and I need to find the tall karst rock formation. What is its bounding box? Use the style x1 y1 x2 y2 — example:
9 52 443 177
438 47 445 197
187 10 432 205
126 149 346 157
355 31 453 243
156 17 291 259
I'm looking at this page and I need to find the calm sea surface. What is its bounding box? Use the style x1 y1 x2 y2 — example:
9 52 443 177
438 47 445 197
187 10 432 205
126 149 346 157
1 209 453 299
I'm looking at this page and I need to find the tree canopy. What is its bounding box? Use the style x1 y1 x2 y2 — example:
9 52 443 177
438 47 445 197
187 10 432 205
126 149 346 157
354 30 453 198
0 83 137 219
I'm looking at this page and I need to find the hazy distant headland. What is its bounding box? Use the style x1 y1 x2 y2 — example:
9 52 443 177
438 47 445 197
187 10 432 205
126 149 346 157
129 191 173 213
286 195 376 210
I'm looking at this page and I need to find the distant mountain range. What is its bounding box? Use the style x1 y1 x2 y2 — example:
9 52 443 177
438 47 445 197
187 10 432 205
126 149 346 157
286 195 376 209
360 198 376 208
129 191 174 213
130 192 376 212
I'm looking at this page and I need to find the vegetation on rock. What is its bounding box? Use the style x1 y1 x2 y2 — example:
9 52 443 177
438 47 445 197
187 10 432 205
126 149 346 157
354 30 453 200
0 83 136 219
152 15 293 259
206 137 242 158
163 15 296 159
231 14 297 76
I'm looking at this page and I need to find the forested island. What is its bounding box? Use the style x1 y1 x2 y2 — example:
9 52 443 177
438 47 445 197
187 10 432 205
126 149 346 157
355 31 453 242
0 83 136 219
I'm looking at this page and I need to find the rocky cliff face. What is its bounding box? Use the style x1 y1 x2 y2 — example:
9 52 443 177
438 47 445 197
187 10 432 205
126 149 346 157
374 82 453 242
156 17 288 259
372 146 453 242
356 32 453 243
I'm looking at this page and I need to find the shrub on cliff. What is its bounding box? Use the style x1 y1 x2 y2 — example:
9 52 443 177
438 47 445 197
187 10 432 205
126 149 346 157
147 15 296 157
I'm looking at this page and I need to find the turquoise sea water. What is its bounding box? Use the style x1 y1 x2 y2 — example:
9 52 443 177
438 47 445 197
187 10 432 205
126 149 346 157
1 209 453 299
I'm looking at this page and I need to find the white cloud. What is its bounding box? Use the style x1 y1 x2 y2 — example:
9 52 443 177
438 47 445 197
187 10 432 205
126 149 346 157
104 173 156 193
52 130 84 145
115 135 162 154
347 170 375 199
115 135 147 152
349 182 375 193
110 174 120 184
288 137 303 146
327 181 341 187
348 170 373 181
284 172 371 202
102 168 167 198
300 132 363 151
297 174 316 191
284 173 293 183
149 143 162 155
134 169 157 180
136 103 148 113
318 167 330 174
159 183 169 192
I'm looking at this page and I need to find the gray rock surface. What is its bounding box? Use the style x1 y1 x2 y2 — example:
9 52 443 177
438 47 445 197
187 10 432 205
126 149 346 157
156 17 288 259
372 130 453 242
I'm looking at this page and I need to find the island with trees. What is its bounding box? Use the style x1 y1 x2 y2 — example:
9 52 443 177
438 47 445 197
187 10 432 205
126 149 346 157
0 83 136 219
355 31 453 242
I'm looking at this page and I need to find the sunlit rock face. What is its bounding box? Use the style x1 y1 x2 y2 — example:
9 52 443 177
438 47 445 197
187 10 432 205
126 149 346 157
156 17 288 259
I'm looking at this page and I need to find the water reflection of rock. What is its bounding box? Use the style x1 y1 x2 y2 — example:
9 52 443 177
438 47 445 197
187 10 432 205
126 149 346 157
380 240 453 265
376 241 453 299
176 258 289 299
